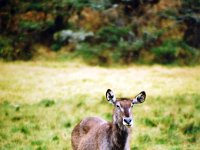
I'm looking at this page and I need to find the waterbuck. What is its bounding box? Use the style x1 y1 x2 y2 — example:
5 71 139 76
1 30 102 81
71 89 146 150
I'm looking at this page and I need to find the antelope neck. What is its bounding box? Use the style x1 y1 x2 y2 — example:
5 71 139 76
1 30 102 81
111 122 129 150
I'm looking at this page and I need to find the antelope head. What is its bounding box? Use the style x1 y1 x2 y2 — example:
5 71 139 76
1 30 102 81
106 89 146 128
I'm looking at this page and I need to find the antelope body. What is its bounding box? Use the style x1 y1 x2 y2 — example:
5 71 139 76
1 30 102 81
71 89 146 150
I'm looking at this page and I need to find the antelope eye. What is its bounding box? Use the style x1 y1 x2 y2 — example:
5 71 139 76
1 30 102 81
116 104 120 108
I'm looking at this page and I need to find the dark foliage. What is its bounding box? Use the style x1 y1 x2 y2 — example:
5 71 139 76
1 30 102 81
180 0 200 48
0 0 199 65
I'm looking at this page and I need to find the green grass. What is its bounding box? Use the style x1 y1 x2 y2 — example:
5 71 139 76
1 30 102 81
0 61 200 150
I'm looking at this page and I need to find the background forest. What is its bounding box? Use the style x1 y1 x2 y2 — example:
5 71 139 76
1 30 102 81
0 0 199 65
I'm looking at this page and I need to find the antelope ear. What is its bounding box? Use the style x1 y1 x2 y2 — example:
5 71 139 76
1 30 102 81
106 89 116 105
132 91 146 104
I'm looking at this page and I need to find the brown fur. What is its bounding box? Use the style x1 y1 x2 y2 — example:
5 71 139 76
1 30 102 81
71 100 132 150
71 90 146 150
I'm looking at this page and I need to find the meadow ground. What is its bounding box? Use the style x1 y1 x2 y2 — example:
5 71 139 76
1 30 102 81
0 61 200 150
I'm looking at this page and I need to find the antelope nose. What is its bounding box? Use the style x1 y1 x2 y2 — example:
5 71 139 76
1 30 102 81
123 118 132 125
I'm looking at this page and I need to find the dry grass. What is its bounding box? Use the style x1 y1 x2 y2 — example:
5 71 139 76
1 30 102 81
0 61 200 150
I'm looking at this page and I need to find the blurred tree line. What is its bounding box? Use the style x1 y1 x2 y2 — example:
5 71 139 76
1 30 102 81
0 0 199 65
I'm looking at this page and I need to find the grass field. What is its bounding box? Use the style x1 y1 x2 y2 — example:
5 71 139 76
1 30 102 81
0 61 200 150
